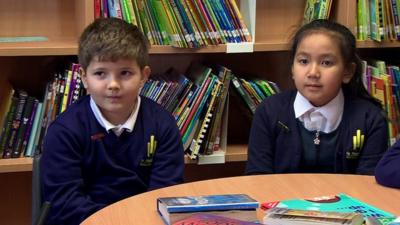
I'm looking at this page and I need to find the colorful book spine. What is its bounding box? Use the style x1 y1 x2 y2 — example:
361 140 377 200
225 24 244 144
3 90 28 158
0 97 18 157
12 95 35 158
21 99 39 156
25 102 43 157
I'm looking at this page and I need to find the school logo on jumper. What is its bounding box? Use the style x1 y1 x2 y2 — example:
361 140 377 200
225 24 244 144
90 132 105 141
140 135 157 166
346 129 364 159
277 121 290 133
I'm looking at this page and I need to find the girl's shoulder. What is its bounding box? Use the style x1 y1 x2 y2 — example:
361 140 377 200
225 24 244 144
344 94 383 112
259 90 296 108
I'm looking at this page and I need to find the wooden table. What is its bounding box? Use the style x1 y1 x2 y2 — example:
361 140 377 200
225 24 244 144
81 174 400 225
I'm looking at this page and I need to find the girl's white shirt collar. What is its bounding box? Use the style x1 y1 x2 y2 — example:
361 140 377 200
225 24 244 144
294 89 344 133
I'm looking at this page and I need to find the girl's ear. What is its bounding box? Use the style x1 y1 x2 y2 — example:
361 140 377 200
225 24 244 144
291 65 295 80
80 67 88 89
342 62 356 84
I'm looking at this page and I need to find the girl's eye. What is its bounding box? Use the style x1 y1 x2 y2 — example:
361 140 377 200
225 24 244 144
321 60 333 66
298 58 308 65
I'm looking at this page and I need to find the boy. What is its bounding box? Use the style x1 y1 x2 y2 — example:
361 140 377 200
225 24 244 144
40 18 184 225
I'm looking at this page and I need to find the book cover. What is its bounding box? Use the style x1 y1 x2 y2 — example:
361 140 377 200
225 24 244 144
158 194 259 225
264 207 364 225
172 213 260 225
261 193 395 219
158 194 258 213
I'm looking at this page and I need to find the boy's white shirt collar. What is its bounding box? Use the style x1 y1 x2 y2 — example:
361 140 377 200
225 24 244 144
294 89 344 133
90 96 141 136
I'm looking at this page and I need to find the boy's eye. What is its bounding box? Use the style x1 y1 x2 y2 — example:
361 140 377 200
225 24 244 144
121 71 133 77
94 71 105 77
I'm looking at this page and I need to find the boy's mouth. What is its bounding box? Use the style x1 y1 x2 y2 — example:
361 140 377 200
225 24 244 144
106 95 122 100
305 84 322 91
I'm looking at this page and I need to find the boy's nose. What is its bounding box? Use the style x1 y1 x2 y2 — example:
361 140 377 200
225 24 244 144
107 77 120 90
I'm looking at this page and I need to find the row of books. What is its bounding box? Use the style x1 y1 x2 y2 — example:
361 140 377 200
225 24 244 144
231 75 281 114
140 64 232 160
362 60 400 145
303 0 333 24
157 193 399 225
0 64 85 159
357 0 400 42
95 0 252 48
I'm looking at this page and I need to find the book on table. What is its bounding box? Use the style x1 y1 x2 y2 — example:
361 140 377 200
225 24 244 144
263 207 364 225
172 213 260 225
157 194 259 225
261 193 397 224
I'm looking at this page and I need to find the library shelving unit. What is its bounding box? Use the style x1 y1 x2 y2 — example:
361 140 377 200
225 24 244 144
0 0 399 224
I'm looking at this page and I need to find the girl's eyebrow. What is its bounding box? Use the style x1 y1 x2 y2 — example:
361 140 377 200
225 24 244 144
294 51 309 57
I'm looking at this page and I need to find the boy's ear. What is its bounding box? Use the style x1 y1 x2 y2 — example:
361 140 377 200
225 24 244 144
80 67 88 89
141 66 151 86
342 62 356 84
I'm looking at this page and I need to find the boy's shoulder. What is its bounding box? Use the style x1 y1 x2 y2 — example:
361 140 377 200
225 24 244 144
50 95 92 127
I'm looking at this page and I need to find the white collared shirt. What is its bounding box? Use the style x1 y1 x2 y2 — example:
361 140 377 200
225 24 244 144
90 96 141 136
294 89 344 133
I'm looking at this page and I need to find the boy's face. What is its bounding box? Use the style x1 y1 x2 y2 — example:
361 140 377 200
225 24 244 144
291 33 354 107
81 57 150 125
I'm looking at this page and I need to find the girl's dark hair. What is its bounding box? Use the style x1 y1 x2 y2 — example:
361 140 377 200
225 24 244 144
290 19 381 107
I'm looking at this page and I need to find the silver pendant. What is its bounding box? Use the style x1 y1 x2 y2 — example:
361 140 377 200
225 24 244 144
314 131 320 145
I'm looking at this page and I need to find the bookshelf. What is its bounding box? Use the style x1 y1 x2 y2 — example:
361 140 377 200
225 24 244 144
0 0 399 224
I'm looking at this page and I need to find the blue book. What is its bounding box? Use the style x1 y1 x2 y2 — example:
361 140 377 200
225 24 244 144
157 194 259 225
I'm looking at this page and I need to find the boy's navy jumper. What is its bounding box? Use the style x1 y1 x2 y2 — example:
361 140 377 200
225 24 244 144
41 95 184 225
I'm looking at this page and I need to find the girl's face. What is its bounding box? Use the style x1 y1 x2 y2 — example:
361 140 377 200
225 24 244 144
292 33 355 106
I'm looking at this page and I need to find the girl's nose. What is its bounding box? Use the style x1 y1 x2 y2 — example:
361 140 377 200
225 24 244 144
307 63 320 79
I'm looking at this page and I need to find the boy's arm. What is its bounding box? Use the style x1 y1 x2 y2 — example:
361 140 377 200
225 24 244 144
147 113 184 189
246 101 275 174
356 109 388 175
375 143 400 188
40 122 105 225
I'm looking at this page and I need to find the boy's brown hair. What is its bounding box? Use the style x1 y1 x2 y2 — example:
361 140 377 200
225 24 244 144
78 17 149 71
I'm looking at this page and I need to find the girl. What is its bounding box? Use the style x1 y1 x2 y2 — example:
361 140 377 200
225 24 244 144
246 19 388 175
